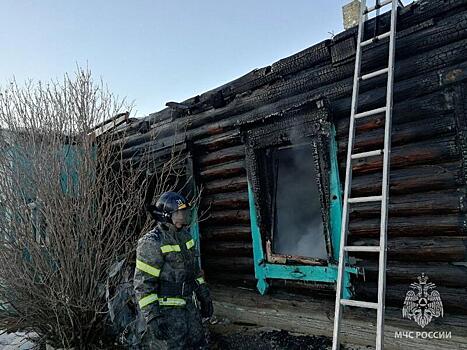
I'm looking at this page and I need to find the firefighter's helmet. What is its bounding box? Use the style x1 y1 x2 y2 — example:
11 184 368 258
147 192 190 223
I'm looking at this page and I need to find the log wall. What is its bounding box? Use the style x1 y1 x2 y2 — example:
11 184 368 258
118 0 467 317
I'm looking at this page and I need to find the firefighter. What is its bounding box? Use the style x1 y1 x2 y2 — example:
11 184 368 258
134 192 213 349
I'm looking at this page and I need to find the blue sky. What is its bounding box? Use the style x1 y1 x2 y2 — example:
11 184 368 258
0 1 409 118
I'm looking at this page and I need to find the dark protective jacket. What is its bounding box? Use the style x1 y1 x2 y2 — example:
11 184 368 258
133 222 205 318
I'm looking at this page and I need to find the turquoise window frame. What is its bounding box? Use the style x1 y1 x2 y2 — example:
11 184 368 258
186 152 202 269
190 194 201 269
247 126 359 298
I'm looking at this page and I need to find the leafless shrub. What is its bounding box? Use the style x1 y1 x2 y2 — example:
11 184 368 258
0 68 192 348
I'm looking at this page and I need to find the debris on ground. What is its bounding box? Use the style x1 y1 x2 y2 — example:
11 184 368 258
209 321 332 350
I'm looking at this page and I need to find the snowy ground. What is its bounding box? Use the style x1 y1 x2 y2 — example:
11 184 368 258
0 332 35 349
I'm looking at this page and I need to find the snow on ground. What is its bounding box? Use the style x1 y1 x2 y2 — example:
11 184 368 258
0 332 35 349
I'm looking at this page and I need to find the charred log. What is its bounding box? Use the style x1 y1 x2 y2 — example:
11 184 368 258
348 215 467 237
203 176 248 195
345 136 459 176
201 191 249 210
203 209 250 225
201 225 251 241
202 241 253 257
351 162 463 196
358 261 467 288
337 114 457 156
349 189 466 218
348 237 467 262
198 145 245 167
199 160 246 180
354 283 467 313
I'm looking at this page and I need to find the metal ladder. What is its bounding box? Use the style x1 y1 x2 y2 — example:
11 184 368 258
332 1 402 349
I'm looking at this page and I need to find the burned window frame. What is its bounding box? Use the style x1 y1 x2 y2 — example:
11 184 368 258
263 143 329 263
239 99 361 298
243 102 333 266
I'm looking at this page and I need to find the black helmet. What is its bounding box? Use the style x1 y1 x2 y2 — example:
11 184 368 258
147 192 190 223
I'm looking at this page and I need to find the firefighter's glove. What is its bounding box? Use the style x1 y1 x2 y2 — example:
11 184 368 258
195 284 213 318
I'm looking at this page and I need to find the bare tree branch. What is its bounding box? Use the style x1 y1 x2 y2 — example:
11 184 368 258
0 68 195 349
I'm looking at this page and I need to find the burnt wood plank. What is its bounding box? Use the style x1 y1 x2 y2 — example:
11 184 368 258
202 175 248 195
349 189 466 218
348 237 467 262
348 215 467 237
351 162 462 196
358 261 467 288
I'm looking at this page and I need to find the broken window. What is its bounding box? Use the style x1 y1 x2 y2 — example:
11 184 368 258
270 144 327 260
243 100 334 266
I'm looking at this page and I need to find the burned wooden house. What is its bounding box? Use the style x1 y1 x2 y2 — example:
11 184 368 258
115 0 467 348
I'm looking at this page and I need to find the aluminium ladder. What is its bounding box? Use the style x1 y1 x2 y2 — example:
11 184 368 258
332 1 402 349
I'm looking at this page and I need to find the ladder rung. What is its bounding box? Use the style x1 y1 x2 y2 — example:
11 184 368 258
365 0 392 14
361 31 391 47
361 68 389 81
348 195 382 203
351 149 383 160
340 299 379 309
354 107 387 119
344 245 381 252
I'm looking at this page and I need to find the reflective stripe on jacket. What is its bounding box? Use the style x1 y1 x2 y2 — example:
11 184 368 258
133 223 204 311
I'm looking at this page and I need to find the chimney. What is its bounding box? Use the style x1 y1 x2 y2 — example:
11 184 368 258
342 0 361 30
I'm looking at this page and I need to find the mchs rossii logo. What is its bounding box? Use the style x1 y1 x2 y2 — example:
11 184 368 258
402 273 443 328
